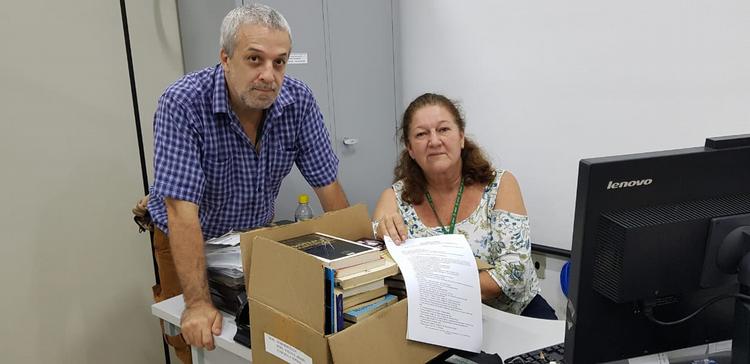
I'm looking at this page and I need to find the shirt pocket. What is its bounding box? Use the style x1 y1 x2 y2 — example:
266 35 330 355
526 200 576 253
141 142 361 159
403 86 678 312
202 156 233 207
267 143 296 185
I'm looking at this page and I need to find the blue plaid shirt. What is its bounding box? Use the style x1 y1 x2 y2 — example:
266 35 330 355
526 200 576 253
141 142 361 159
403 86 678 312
148 65 339 239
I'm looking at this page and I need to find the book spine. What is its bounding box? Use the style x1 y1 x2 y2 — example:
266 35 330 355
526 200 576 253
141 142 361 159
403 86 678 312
336 292 344 332
324 267 335 334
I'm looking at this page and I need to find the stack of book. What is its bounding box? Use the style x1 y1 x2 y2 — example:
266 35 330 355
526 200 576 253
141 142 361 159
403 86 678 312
335 251 400 324
279 232 401 333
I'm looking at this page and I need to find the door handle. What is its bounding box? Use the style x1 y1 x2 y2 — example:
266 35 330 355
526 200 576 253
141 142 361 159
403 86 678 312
342 138 359 146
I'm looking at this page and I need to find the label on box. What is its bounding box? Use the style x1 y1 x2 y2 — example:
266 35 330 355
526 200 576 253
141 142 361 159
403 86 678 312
264 333 312 364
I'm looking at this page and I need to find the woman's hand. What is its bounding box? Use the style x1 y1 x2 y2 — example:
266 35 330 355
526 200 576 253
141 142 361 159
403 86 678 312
373 188 409 244
374 212 408 244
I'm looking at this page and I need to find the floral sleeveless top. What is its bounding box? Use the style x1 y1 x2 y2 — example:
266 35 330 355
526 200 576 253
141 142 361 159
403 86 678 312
392 169 541 314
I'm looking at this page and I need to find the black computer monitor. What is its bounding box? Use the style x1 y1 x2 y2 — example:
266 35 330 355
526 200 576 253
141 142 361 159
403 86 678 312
565 135 750 363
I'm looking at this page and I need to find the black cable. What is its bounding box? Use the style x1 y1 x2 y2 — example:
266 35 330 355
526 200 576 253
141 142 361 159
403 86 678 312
118 1 150 195
118 1 168 363
644 293 750 326
531 243 571 259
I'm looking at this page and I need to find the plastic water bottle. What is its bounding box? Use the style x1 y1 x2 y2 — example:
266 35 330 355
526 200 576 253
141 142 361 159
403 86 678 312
294 194 314 222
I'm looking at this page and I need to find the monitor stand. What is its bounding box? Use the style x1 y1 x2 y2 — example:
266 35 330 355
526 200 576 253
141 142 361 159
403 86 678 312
730 272 750 363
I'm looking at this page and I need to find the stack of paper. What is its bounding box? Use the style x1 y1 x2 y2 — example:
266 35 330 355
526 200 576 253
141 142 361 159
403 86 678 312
205 232 243 278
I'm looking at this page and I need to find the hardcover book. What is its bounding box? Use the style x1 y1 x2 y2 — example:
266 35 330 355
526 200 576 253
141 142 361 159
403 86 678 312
279 232 380 269
336 292 344 332
324 267 335 334
384 278 406 290
388 287 408 300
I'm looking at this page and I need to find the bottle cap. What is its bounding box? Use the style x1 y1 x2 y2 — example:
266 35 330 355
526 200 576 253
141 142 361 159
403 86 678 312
298 194 309 204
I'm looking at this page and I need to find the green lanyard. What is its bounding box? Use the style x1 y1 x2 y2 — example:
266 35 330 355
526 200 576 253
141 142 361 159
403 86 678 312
424 177 464 234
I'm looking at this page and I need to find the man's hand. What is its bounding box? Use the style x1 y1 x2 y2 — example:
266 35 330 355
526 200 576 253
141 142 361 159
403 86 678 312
165 198 219 349
180 302 223 350
132 195 149 217
132 195 153 232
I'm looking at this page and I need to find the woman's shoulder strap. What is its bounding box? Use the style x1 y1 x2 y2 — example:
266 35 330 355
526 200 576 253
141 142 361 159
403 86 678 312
486 169 505 207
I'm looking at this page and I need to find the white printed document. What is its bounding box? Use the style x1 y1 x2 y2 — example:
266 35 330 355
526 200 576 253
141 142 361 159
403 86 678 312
385 234 483 352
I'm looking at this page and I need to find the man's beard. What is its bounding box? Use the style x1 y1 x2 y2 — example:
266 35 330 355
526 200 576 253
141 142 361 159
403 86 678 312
241 85 277 109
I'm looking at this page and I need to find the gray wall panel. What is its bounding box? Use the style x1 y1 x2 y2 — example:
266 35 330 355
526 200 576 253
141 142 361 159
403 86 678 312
177 0 237 73
326 0 399 213
258 0 335 218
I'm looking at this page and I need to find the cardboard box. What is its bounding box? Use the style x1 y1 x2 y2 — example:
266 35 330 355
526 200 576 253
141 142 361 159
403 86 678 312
240 204 446 363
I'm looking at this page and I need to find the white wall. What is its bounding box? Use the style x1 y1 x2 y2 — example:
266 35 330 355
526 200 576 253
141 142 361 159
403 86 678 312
0 0 182 362
398 0 750 250
128 0 185 180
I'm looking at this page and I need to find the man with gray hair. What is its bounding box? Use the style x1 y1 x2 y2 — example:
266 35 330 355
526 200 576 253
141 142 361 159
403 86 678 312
146 3 348 360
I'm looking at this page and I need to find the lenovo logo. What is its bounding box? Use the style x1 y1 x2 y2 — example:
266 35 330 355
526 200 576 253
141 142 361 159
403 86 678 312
607 179 653 190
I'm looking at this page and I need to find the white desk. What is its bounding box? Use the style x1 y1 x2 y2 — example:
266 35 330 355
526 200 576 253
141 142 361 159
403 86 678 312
151 296 251 364
152 295 565 363
481 304 565 359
